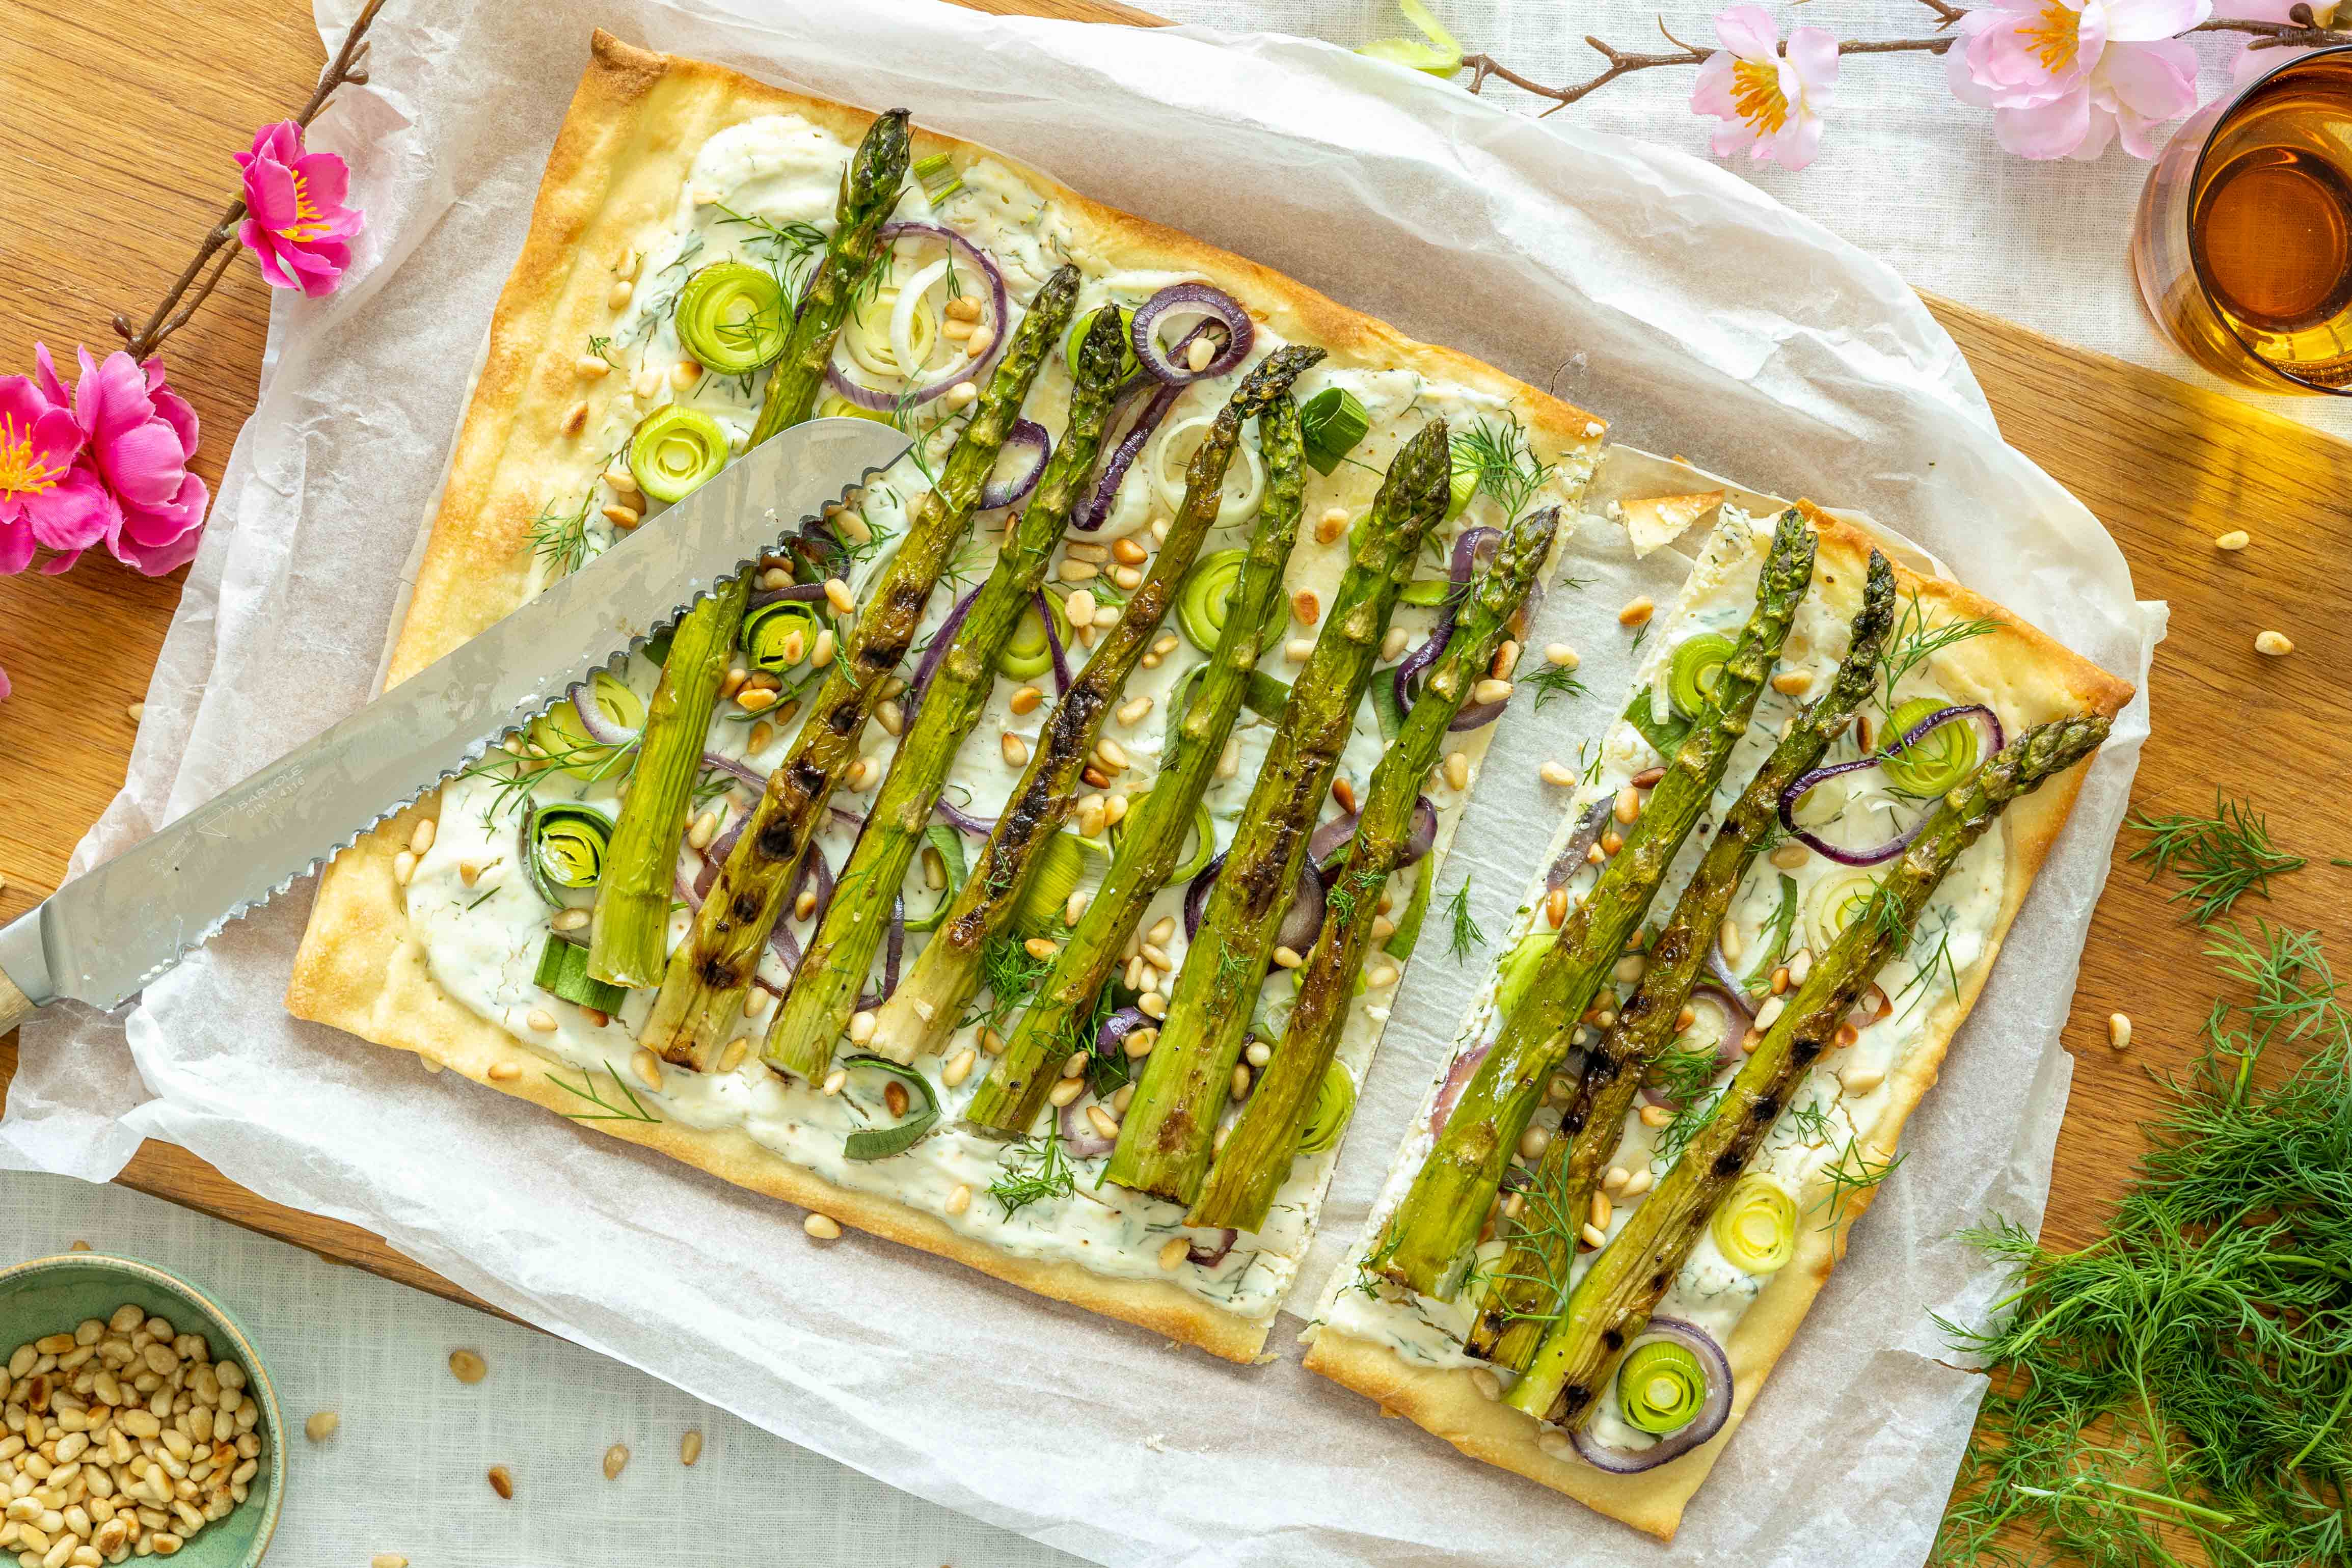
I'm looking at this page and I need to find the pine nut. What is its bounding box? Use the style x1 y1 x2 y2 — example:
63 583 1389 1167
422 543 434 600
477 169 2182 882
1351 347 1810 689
1272 946 1304 969
1443 751 1470 791
1061 1050 1091 1080
1771 669 1814 695
795 889 819 921
302 1411 338 1443
1788 948 1814 984
1096 737 1129 771
1117 695 1152 726
942 1047 977 1088
1590 1191 1612 1229
1754 996 1786 1029
1579 1222 1608 1250
981 1028 1007 1055
679 1429 704 1467
846 1011 877 1046
1639 1104 1672 1129
1540 760 1575 786
631 1049 664 1092
1546 886 1569 927
525 1009 557 1033
1380 626 1409 662
1473 679 1513 705
371 1557 408 1568
1618 596 1654 627
965 325 997 358
2255 630 2294 656
821 1068 849 1097
1047 1077 1085 1107
1317 506 1350 545
1614 953 1646 983
2107 1012 2132 1050
1244 1040 1273 1069
944 1184 972 1219
1086 1105 1120 1139
2214 529 2250 550
803 1214 841 1241
823 577 855 613
1058 558 1099 582
1284 637 1315 663
1231 1063 1254 1099
1002 732 1030 767
1025 936 1060 961
1102 794 1128 828
602 1442 630 1480
1139 990 1167 1019
1124 1028 1157 1059
487 1464 514 1500
1064 588 1095 626
1771 843 1810 870
1841 1065 1885 1094
1368 962 1399 988
1518 1126 1550 1160
1217 738 1241 778
1542 644 1580 672
1158 1237 1191 1270
942 381 978 411
392 851 416 887
1614 786 1641 824
447 1350 488 1385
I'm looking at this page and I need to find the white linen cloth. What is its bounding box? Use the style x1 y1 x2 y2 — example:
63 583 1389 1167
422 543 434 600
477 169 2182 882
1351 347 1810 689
4 2 2168 1564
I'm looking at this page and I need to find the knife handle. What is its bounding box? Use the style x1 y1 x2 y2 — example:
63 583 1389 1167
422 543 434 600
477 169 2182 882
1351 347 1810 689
0 966 34 1033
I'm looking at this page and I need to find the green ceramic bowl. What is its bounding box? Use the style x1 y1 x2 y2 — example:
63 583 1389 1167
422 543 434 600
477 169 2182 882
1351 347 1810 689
0 1253 283 1567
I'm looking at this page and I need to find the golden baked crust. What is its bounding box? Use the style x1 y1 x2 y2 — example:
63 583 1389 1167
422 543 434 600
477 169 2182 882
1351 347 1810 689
287 29 1604 1363
1301 501 2135 1533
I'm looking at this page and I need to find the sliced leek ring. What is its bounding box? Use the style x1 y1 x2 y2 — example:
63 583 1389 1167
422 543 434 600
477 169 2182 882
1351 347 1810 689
1805 867 1884 954
628 407 730 504
673 262 787 374
998 592 1073 681
1712 1175 1798 1275
1880 696 1981 796
1297 1060 1358 1156
1616 1339 1709 1435
1176 548 1249 655
1668 632 1737 719
1148 412 1265 528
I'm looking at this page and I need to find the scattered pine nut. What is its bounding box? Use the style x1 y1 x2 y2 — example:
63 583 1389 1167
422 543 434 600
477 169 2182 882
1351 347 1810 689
489 1061 522 1082
1292 589 1320 625
304 1412 340 1443
1047 1077 1086 1107
525 1009 557 1033
1283 637 1315 663
848 1011 877 1045
1064 588 1096 626
823 577 855 613
1473 678 1513 705
1543 642 1579 669
1771 669 1814 696
1613 786 1641 824
821 1068 848 1096
803 1214 842 1241
632 1049 664 1092
680 1429 705 1467
2214 529 2250 551
392 850 417 887
2107 1012 2132 1050
942 381 978 411
488 1464 515 1500
1380 625 1410 662
1367 962 1399 988
1770 843 1810 870
1025 936 1061 961
1272 945 1304 969
1540 760 1576 786
602 1443 630 1480
1618 597 1655 627
1639 1104 1672 1128
1002 731 1030 767
1058 558 1099 582
448 1349 489 1385
1443 750 1470 791
1579 1222 1608 1250
1316 506 1350 545
1158 1237 1191 1270
942 1047 977 1088
1117 694 1152 726
2255 630 2294 657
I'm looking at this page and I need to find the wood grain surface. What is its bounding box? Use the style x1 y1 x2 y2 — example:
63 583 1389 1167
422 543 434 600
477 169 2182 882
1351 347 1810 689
3 0 2346 1503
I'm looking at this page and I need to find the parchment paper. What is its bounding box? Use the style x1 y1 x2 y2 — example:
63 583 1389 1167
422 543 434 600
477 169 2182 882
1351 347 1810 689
4 2 2164 1562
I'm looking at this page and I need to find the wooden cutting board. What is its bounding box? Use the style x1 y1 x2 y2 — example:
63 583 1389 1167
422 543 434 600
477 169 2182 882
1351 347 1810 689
4 0 2348 1461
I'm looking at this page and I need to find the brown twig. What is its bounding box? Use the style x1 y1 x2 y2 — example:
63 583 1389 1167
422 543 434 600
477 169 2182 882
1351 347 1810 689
1457 0 2352 118
112 0 389 361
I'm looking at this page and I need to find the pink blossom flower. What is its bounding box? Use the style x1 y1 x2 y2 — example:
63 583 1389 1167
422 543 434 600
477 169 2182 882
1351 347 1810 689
234 120 364 296
1690 7 1842 171
2229 0 2340 82
48 346 210 576
0 357 108 576
1947 0 2211 160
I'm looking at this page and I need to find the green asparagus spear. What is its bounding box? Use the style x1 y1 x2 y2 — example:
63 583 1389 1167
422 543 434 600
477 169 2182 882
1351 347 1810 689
762 305 1132 1078
1507 713 2112 1426
749 111 912 446
1109 418 1453 1204
587 574 754 988
1188 505 1561 1231
588 120 911 983
963 384 1314 1136
1370 511 1818 1297
1465 549 1896 1367
638 265 1082 1072
870 345 1329 1066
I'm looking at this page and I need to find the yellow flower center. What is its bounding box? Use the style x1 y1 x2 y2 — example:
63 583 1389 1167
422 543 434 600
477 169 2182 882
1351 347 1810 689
1731 58 1791 134
2021 1 2080 74
277 169 330 245
0 419 63 499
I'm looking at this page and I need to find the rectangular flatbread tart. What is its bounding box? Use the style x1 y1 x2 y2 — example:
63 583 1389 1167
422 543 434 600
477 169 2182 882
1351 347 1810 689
1302 496 2132 1534
286 30 1606 1363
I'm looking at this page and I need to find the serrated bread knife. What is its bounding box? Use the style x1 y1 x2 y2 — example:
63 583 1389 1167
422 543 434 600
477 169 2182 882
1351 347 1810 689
0 417 913 1032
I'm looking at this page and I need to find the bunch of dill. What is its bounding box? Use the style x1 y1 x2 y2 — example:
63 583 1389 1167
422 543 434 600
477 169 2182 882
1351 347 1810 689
1932 919 2351 1567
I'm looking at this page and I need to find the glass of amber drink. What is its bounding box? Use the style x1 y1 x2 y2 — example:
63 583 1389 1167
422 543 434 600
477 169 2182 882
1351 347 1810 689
2132 43 2352 394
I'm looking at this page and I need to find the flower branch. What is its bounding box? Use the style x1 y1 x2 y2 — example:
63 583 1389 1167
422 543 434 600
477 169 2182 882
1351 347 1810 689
111 0 387 360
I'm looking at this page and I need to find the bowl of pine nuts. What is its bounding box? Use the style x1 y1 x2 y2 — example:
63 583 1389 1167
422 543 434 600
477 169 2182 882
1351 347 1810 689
0 1253 282 1566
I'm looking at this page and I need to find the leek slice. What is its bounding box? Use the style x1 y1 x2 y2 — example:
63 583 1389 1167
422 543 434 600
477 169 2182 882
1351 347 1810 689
1623 689 1691 758
673 262 787 374
1383 854 1436 961
628 407 730 503
1299 386 1369 476
1177 548 1249 654
1064 304 1140 382
1805 867 1883 954
527 671 640 779
526 803 616 905
840 1055 941 1161
905 824 968 933
843 277 942 381
533 933 629 1014
1880 696 1981 796
743 599 823 674
1617 1339 1709 1435
1668 632 1737 719
1012 831 1104 935
1741 873 1800 996
1297 1060 1358 1156
1712 1175 1798 1275
998 592 1073 681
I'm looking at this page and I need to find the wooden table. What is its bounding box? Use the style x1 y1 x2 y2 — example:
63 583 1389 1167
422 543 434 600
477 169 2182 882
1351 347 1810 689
5 0 2349 1477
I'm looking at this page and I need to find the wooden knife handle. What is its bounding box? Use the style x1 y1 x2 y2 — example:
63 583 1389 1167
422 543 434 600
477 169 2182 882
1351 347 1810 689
0 964 36 1033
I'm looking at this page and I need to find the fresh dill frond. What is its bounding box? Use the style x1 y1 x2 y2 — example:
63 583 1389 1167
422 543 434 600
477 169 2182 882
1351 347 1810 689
2128 792 2307 925
1876 590 1999 717
1455 411 1555 522
1642 1042 1725 1110
974 933 1053 1028
711 202 826 299
585 334 619 367
621 234 704 345
528 492 596 577
987 1129 1076 1220
546 1063 660 1123
1629 622 1648 655
1327 867 1385 929
1444 879 1485 963
1813 1134 1904 1236
457 734 638 823
1653 1084 1723 1170
1523 663 1590 711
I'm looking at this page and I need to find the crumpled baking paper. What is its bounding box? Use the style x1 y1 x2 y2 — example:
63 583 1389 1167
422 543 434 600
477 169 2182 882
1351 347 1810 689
3 2 2164 1563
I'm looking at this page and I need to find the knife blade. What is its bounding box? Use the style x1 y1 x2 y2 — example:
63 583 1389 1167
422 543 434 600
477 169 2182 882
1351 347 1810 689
0 416 913 1029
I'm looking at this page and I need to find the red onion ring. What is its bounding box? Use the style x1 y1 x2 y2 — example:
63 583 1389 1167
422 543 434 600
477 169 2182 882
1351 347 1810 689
1072 380 1181 533
822 221 1011 410
1390 526 1498 722
902 587 980 732
978 419 1051 511
746 583 831 612
566 682 640 747
1059 1093 1117 1158
1706 940 1752 1005
1037 588 1073 694
1306 796 1439 868
932 798 998 837
1182 852 1326 958
1547 800 1615 893
1130 283 1254 385
1777 705 2006 866
1566 1317 1734 1473
1430 1043 1491 1137
1637 983 1752 1108
1187 1228 1239 1266
1096 1006 1151 1057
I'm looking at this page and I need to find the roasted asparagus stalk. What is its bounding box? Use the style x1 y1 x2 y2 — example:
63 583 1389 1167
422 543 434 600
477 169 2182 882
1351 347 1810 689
964 383 1313 1133
762 304 1132 1078
637 265 1081 1071
1466 549 1896 1367
1108 417 1454 1205
749 110 912 444
1506 714 2112 1426
870 345 1328 1066
1370 511 1818 1297
1187 504 1560 1231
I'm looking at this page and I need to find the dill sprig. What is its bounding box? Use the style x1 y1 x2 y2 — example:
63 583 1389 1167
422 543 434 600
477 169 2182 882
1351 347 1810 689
1813 1134 1904 1238
2127 792 2307 926
1455 412 1555 522
546 1063 661 1123
1522 663 1590 711
972 933 1054 1029
988 1128 1076 1220
1877 590 1999 718
459 734 638 824
1444 879 1485 963
528 492 595 577
1932 920 2352 1568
